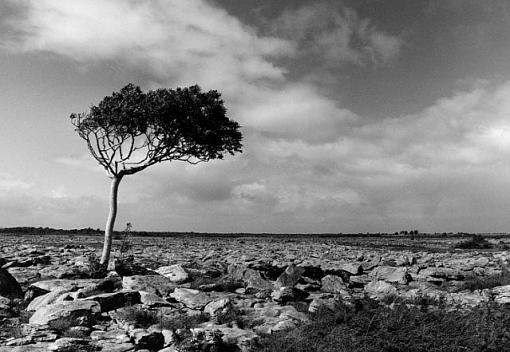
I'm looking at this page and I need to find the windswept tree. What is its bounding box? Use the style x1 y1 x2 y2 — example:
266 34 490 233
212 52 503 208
71 84 242 265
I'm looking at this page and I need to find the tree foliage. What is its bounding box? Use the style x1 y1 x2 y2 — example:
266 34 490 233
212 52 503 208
70 83 242 177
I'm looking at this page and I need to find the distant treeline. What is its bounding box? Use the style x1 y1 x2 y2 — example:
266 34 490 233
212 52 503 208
0 227 507 238
0 227 102 235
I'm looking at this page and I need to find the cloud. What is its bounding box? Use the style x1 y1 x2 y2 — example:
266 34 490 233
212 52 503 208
0 171 105 228
1 0 359 144
242 81 510 232
0 173 33 191
2 0 292 83
271 3 402 67
55 154 104 173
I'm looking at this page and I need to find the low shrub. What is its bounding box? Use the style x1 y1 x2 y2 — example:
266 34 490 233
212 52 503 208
250 300 510 352
453 235 492 249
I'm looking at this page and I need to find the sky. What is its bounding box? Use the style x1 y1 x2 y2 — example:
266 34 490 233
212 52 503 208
1 0 510 233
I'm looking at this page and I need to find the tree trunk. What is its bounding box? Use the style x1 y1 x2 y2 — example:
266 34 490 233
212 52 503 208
100 175 123 265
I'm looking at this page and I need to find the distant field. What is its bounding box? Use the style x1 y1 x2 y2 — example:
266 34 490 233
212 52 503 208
1 229 510 253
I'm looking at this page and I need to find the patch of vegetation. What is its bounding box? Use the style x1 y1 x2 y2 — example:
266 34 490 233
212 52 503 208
160 312 210 330
214 307 257 329
453 235 492 249
114 306 159 328
379 293 445 309
57 345 99 352
458 267 510 291
0 322 25 340
174 329 240 352
116 222 133 257
189 276 243 292
250 300 510 352
84 253 107 279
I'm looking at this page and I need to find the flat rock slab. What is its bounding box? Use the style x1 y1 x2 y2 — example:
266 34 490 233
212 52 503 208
338 263 363 275
83 290 141 312
92 341 135 352
155 264 190 283
370 266 412 284
122 275 177 297
492 285 510 304
29 300 100 328
364 280 397 300
30 279 104 293
139 291 172 307
0 343 52 351
171 288 214 309
26 289 74 311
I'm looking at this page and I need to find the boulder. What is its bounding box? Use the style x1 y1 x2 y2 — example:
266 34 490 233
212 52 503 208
338 263 363 275
271 287 294 304
204 297 232 317
321 275 348 293
7 256 51 268
214 326 258 347
447 291 489 308
83 290 141 312
308 295 344 315
155 264 190 283
130 329 164 351
244 269 273 294
416 267 464 283
114 257 154 277
170 288 213 309
47 337 89 351
26 289 74 311
492 285 510 305
30 279 104 293
364 280 397 300
29 300 101 328
0 268 23 299
122 275 177 297
0 343 54 351
139 291 172 307
274 264 305 289
370 266 412 284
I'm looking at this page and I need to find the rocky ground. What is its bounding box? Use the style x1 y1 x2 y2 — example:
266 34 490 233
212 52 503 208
0 233 510 351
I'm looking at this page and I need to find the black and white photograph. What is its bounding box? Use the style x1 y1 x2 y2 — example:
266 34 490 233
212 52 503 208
1 0 510 351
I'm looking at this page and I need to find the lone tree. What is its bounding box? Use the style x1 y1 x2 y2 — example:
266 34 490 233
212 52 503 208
71 84 242 265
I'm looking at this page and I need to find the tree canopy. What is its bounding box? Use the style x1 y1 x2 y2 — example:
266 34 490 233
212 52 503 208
71 83 242 177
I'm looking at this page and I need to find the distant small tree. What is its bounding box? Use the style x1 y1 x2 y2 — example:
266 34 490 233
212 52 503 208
71 84 242 265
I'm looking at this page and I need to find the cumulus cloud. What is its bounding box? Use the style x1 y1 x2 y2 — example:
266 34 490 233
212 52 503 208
271 3 402 67
1 0 358 143
3 0 293 83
